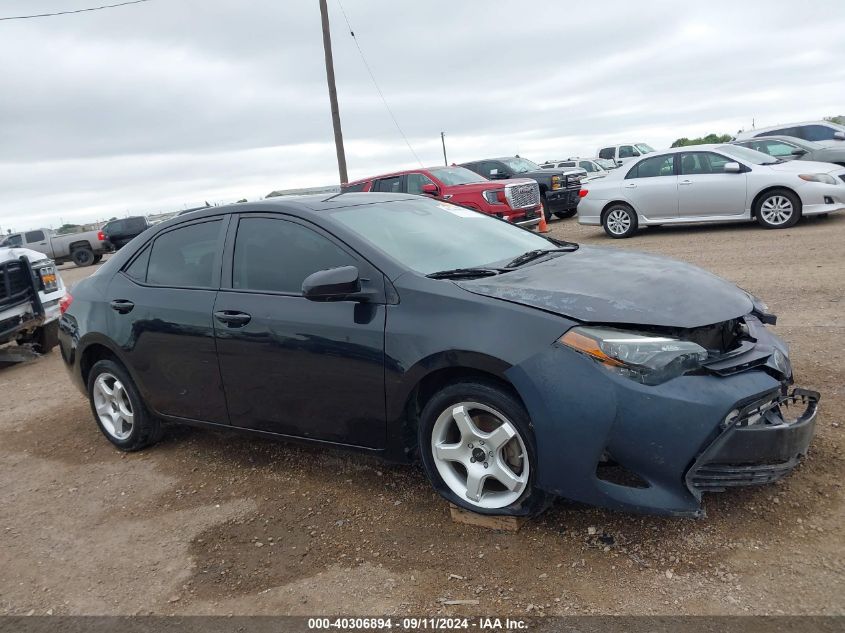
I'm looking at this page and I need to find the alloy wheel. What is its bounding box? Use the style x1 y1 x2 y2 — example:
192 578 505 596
606 208 632 235
92 372 134 441
760 195 794 226
431 402 529 509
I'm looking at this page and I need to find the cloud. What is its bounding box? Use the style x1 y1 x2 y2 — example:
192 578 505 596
1 0 843 230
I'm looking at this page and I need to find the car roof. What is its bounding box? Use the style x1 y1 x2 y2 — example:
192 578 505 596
345 166 463 185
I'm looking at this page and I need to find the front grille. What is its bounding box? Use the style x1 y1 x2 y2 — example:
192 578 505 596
0 260 32 308
504 182 540 209
565 174 582 189
689 460 799 491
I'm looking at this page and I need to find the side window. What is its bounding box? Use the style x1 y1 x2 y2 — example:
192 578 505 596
704 153 732 172
25 230 45 242
800 125 837 142
124 245 151 282
680 153 709 175
759 141 796 157
762 127 798 138
373 176 402 193
628 154 675 178
147 220 221 288
232 218 356 294
406 173 435 195
342 182 368 192
3 234 23 247
579 161 596 172
618 145 635 159
598 147 614 160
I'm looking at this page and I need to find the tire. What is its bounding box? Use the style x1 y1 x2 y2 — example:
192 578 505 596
72 247 95 267
418 380 548 517
93 254 103 264
553 209 577 219
87 359 163 451
31 321 59 354
755 189 801 229
602 203 638 238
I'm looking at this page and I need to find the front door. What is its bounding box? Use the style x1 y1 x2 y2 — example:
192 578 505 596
213 215 387 448
677 152 748 218
622 153 679 220
105 217 229 424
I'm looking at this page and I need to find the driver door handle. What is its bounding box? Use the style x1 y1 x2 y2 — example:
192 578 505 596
214 310 251 327
624 183 637 189
680 179 693 186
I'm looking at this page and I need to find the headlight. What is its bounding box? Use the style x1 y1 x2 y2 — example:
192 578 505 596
559 326 708 385
798 173 837 184
551 175 562 190
482 189 504 204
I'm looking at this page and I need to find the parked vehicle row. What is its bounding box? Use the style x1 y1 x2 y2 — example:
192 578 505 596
577 144 845 238
541 157 612 180
0 227 112 267
102 216 150 251
59 193 818 518
731 135 845 167
734 119 845 147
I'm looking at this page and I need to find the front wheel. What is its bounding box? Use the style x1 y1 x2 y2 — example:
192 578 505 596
602 203 638 238
755 189 801 229
87 359 162 451
72 247 95 267
418 380 547 516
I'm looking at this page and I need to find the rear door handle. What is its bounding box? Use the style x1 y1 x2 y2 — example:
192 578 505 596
680 179 693 186
624 183 637 189
109 299 135 314
214 310 251 327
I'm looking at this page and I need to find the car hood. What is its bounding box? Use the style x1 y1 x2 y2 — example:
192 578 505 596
448 178 536 193
765 159 844 175
455 246 753 328
0 246 49 264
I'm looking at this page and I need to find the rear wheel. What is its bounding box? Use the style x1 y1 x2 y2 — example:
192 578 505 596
72 247 95 267
418 380 547 516
87 359 162 451
602 203 638 238
755 189 801 229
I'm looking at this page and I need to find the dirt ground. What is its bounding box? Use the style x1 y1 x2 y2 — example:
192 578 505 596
1 214 843 617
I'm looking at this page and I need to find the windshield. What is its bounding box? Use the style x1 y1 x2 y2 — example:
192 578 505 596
428 166 487 186
635 143 655 154
500 157 539 173
594 158 617 169
716 144 779 165
329 198 555 275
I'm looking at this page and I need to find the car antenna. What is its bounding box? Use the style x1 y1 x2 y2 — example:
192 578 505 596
323 190 347 202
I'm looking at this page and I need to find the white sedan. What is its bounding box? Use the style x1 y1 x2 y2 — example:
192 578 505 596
577 144 845 238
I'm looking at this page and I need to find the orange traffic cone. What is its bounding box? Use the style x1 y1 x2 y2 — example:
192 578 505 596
536 204 550 233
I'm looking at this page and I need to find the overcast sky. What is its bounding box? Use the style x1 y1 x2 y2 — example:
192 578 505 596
1 0 844 232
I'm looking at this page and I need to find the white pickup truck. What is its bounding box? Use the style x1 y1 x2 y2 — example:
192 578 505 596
0 227 112 267
0 247 67 354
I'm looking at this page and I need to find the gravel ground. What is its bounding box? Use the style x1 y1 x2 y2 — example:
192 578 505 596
1 214 843 616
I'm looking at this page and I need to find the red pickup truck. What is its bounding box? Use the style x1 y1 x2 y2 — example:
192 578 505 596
342 166 542 227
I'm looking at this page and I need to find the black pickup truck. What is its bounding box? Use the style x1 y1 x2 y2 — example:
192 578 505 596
461 156 583 220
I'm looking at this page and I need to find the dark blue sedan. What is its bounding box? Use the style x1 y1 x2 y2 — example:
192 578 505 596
58 193 819 517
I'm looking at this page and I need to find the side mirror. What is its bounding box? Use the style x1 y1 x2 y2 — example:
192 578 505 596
791 148 807 156
723 162 742 173
421 183 439 195
834 131 845 140
302 266 361 301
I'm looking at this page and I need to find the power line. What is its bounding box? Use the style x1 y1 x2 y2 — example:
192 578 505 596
0 0 153 22
334 0 424 168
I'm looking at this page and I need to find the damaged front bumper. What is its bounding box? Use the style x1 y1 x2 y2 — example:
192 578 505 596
686 388 819 496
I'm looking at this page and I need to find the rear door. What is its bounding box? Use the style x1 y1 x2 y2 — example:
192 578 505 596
106 217 229 424
213 214 387 448
677 152 748 218
621 154 679 220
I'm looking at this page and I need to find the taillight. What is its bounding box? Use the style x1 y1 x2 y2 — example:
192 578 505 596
579 189 588 198
59 293 73 315
97 231 105 241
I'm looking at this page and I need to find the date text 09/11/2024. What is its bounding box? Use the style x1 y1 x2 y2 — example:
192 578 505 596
307 617 529 630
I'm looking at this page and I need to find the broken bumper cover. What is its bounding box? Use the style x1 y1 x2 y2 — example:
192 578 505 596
686 388 819 496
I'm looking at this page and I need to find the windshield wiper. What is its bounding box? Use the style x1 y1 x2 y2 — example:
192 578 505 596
505 245 579 268
427 267 503 280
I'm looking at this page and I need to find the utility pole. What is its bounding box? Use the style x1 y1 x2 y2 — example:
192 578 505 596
319 0 348 185
441 131 448 166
